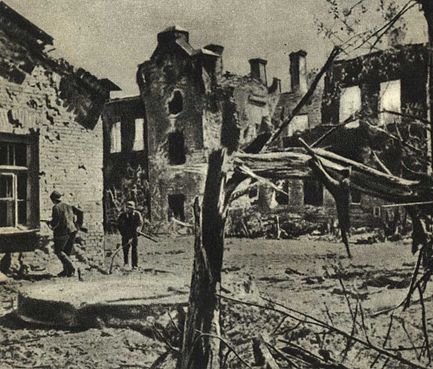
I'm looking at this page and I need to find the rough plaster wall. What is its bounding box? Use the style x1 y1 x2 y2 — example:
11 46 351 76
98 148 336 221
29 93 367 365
0 28 105 259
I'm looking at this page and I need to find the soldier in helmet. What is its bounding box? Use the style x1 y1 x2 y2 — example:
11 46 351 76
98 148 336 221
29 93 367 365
48 191 79 277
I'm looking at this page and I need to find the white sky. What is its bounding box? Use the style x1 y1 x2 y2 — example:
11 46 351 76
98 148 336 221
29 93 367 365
6 0 427 96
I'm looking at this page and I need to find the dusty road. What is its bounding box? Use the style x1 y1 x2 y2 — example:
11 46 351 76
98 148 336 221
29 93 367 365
0 235 431 368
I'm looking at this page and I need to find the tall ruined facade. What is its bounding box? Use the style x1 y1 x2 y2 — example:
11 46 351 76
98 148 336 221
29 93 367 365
0 2 118 257
134 26 280 224
102 96 149 232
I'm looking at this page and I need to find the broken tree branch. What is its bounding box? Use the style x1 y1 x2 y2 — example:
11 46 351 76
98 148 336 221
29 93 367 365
219 293 429 369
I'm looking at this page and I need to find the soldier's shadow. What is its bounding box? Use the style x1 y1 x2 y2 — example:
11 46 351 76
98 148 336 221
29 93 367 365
9 273 55 282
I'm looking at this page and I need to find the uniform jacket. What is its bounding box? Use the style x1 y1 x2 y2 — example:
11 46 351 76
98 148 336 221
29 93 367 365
50 202 79 238
117 210 143 238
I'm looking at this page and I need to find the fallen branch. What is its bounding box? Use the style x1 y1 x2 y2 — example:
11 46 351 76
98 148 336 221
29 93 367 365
279 339 351 369
417 286 431 364
218 293 429 369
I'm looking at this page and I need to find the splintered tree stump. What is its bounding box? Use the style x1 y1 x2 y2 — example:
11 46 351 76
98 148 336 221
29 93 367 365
252 335 281 369
179 150 227 369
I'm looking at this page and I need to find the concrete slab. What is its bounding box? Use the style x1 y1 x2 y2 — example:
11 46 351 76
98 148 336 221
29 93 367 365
16 272 190 328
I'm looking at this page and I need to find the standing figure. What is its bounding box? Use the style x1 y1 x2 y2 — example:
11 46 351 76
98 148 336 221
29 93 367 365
49 191 79 277
117 201 143 268
336 168 352 257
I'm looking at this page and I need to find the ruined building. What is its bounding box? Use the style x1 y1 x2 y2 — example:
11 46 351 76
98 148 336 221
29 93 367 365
103 26 280 226
271 43 429 227
320 43 429 225
102 96 148 232
0 2 119 256
256 50 333 223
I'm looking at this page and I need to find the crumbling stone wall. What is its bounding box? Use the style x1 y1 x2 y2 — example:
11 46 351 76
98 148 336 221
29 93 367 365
0 14 112 261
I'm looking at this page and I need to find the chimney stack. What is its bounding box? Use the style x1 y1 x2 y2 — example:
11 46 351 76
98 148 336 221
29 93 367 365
249 58 268 86
204 44 224 77
157 25 189 45
289 50 307 93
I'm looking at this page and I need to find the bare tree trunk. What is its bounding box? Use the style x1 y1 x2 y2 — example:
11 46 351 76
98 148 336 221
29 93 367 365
420 0 433 172
179 150 228 369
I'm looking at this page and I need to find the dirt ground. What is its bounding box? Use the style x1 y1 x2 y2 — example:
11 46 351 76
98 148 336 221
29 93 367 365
0 234 432 368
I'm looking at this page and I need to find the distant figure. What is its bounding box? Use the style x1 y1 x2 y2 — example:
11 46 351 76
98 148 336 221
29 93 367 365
117 201 143 268
337 168 352 257
48 191 80 277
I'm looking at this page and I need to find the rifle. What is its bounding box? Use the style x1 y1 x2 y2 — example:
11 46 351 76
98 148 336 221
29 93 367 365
108 231 157 274
137 231 157 242
40 219 88 233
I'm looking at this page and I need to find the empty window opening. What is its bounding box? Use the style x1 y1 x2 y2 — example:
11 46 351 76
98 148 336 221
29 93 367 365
168 90 183 115
168 131 186 165
0 142 28 228
351 189 361 204
110 122 121 153
249 186 258 199
133 118 145 151
168 194 185 222
275 180 289 205
379 80 401 126
373 206 381 218
303 178 323 206
339 85 361 124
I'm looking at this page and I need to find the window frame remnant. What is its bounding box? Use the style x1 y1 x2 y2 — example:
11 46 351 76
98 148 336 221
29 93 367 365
0 140 29 228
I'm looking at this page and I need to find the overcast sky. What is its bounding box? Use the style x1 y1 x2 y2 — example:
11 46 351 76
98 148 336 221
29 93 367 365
6 0 427 96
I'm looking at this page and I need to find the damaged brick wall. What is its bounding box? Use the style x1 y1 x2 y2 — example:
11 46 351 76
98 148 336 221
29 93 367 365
0 9 114 262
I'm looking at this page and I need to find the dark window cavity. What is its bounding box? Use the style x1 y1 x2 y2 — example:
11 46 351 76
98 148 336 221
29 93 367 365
168 194 185 222
168 131 186 165
303 178 323 206
168 90 183 115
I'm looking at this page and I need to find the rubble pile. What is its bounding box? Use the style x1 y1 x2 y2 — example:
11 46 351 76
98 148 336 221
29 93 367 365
227 208 328 239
